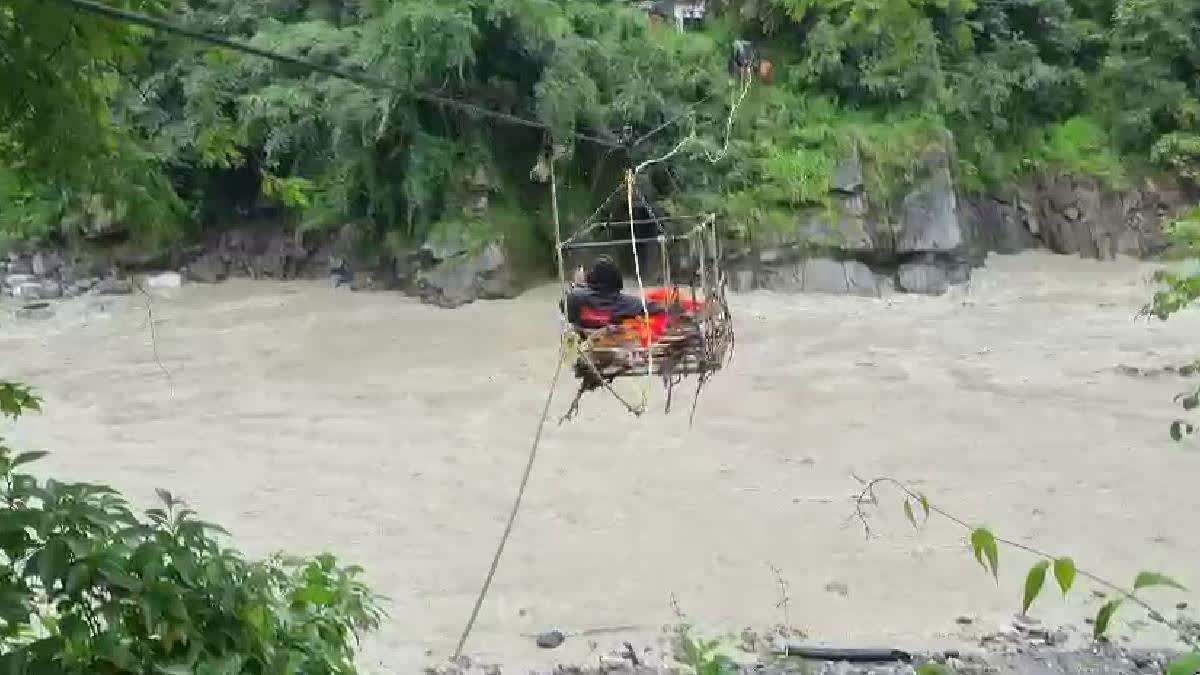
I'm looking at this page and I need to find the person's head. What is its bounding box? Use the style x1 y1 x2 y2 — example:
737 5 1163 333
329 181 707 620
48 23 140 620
586 256 623 294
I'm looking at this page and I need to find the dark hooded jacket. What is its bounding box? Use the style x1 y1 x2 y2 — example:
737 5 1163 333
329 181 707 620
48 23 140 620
563 258 664 328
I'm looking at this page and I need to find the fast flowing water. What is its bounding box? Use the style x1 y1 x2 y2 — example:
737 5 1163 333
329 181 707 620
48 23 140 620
3 250 1199 672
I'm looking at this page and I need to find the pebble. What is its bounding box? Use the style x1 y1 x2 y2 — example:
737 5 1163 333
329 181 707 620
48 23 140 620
13 282 45 300
4 273 35 289
536 629 566 649
597 655 632 671
40 280 62 299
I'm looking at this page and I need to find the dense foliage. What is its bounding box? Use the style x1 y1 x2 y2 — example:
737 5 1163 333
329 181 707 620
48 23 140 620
1 0 1198 256
0 383 382 674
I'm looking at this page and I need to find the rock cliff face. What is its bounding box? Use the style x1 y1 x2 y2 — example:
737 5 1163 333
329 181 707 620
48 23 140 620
2 222 525 310
725 149 973 296
725 147 1194 296
3 154 1194 307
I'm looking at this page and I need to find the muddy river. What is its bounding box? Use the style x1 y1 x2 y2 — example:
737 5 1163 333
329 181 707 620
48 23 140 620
3 251 1199 673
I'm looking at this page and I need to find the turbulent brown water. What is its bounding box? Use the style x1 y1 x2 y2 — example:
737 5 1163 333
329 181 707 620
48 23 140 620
3 250 1200 673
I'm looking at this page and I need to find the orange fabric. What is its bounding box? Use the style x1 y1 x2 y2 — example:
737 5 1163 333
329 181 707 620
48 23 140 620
642 287 705 313
619 313 669 347
577 287 707 348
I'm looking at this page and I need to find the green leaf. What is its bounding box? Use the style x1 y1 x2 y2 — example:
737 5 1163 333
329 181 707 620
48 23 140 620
99 563 144 592
915 665 951 675
1170 421 1195 441
38 537 71 591
1133 571 1187 592
1171 421 1185 441
1166 652 1200 675
1053 557 1076 595
1023 561 1049 614
65 562 92 595
1094 599 1122 639
918 493 930 520
11 451 48 467
903 500 917 528
970 528 999 580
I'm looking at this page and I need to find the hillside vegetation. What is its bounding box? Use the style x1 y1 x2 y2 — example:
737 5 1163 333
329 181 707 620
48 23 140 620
1 0 1197 259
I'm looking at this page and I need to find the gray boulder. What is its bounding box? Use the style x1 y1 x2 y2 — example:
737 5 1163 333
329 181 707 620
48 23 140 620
896 253 971 295
5 273 35 290
959 195 1036 262
795 193 876 252
12 282 46 300
804 257 879 295
31 252 63 278
186 253 230 283
38 280 63 299
415 241 518 308
896 154 962 253
94 278 134 295
755 258 880 296
830 144 864 194
6 256 33 276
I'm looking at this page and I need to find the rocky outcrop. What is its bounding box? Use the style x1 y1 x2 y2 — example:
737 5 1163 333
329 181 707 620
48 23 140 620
727 148 975 296
1025 173 1185 259
4 215 526 311
728 141 1194 297
961 174 1191 264
184 225 317 283
2 250 128 301
413 235 520 309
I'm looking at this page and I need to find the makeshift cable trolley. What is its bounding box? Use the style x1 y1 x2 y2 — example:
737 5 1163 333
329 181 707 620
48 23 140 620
552 170 735 421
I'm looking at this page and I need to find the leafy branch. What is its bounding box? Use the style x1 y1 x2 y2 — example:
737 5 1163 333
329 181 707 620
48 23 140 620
0 382 41 421
852 476 1199 655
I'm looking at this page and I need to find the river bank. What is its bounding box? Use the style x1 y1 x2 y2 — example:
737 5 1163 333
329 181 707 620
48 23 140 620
3 251 1199 674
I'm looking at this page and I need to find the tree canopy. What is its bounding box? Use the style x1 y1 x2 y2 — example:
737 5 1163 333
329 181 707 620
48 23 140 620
1 0 1198 255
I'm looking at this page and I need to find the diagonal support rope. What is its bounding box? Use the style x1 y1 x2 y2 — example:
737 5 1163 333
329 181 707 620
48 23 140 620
451 336 566 662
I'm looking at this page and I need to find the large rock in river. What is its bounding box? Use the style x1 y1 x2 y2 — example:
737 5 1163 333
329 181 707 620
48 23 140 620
414 241 519 309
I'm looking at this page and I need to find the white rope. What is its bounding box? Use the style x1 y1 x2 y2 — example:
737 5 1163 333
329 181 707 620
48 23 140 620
702 75 752 163
633 74 752 175
626 169 652 411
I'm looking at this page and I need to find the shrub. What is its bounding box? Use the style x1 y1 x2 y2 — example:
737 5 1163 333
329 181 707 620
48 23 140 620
0 382 382 674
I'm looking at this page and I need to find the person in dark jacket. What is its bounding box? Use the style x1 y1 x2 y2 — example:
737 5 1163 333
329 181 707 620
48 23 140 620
564 256 665 328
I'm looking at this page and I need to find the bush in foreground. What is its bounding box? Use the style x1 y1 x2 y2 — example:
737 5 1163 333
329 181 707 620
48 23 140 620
0 382 382 674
